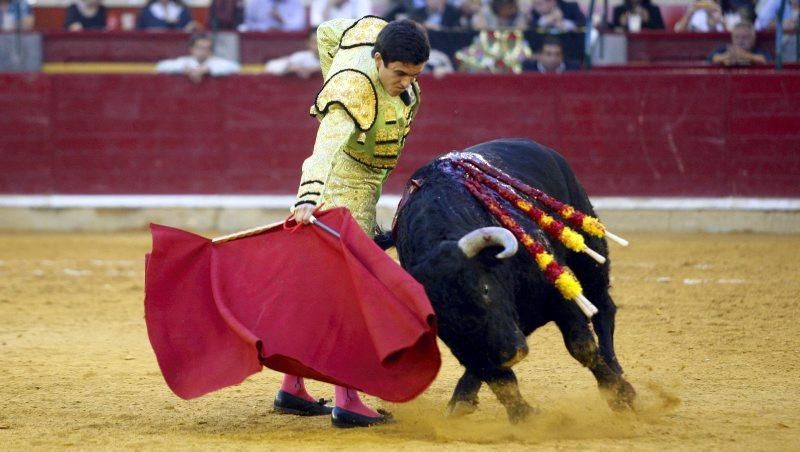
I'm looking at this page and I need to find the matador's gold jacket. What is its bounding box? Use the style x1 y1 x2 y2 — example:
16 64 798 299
294 16 421 209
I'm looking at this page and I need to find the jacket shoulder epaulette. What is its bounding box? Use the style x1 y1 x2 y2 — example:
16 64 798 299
313 69 378 131
339 16 388 49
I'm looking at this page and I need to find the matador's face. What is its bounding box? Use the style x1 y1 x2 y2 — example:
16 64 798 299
374 53 425 98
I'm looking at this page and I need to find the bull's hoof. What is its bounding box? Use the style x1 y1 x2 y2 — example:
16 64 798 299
446 400 478 418
507 402 538 424
603 379 637 411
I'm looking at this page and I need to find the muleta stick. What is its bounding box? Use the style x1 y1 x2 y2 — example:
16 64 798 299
462 178 598 319
459 156 629 247
211 217 341 244
212 220 285 244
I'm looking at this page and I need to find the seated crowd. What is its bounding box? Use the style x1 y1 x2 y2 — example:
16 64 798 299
47 0 593 32
3 0 794 74
4 0 795 33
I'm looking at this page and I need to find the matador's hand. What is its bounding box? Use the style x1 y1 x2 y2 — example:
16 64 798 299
293 204 316 225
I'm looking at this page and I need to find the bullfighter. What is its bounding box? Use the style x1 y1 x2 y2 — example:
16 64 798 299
274 16 431 428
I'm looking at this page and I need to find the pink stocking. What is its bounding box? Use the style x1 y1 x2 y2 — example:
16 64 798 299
280 374 315 402
334 386 380 417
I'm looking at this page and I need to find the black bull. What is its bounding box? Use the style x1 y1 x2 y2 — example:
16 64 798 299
388 138 636 422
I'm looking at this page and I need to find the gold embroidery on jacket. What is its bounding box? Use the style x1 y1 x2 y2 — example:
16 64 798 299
314 70 377 131
340 16 388 49
375 127 400 143
374 142 401 157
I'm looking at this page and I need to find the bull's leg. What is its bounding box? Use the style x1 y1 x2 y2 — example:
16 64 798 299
446 370 481 417
568 236 625 377
485 369 535 423
589 294 624 375
554 313 636 411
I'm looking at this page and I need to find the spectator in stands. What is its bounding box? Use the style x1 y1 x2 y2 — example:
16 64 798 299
310 0 372 27
611 0 665 31
458 0 483 28
674 0 725 31
208 0 244 30
242 0 306 31
64 0 108 31
708 20 770 64
156 33 241 83
424 48 455 77
137 0 197 31
523 35 578 72
529 0 586 31
410 0 462 29
265 28 321 77
0 0 34 31
755 0 798 30
472 0 528 29
382 0 411 21
720 0 756 28
455 29 533 72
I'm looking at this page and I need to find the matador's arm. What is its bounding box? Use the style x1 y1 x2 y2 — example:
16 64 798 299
316 18 356 80
294 107 355 208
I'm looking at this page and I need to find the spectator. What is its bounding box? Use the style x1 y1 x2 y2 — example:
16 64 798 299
243 0 306 31
708 20 770 64
523 35 579 72
472 0 528 29
410 0 462 29
455 29 533 72
424 48 455 77
755 0 798 30
458 0 483 28
383 0 412 21
265 28 321 77
156 33 241 83
310 0 371 27
64 0 107 31
0 0 34 31
720 0 756 28
137 0 197 31
529 0 586 32
611 0 665 31
674 0 725 31
208 0 244 30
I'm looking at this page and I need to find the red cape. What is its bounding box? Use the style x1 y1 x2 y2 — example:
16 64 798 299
144 208 440 402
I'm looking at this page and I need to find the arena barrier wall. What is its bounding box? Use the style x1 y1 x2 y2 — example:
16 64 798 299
1 71 799 232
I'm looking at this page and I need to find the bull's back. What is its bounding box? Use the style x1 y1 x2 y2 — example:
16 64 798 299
397 138 590 258
462 139 578 206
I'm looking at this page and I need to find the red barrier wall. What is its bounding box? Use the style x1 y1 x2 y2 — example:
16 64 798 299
34 7 210 32
626 31 777 63
43 31 193 63
41 31 309 63
1 71 798 197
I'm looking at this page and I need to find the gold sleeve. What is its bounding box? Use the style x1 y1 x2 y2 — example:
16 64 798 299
316 18 355 80
295 107 355 208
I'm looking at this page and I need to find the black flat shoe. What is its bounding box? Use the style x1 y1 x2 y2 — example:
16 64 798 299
273 390 333 416
331 407 394 428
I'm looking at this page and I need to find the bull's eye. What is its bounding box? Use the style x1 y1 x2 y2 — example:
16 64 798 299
481 284 492 304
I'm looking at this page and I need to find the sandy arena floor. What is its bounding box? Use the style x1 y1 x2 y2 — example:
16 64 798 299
1 232 798 450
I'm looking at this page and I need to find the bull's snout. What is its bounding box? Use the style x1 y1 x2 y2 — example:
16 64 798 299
501 344 529 369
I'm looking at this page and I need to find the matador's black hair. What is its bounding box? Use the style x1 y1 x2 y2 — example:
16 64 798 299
373 19 430 66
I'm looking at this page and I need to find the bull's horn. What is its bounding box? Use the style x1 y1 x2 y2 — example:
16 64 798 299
458 227 518 259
